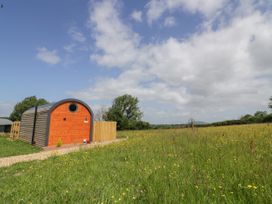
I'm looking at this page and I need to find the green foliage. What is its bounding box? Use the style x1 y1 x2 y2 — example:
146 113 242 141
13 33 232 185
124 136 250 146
209 120 244 127
104 94 149 130
135 121 150 130
151 124 188 129
9 96 49 121
126 120 150 130
254 111 268 122
263 114 272 122
240 114 256 123
0 125 271 203
56 138 62 147
210 111 272 127
254 111 267 117
269 96 272 109
209 113 272 127
240 111 272 124
0 135 41 158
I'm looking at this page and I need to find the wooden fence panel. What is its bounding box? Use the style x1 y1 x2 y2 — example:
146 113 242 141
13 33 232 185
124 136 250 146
10 121 21 140
93 121 117 142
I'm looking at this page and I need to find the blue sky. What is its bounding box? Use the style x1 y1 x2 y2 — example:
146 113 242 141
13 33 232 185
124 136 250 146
0 0 272 124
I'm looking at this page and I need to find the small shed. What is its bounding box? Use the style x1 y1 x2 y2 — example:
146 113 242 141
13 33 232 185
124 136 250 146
19 98 94 147
0 118 12 134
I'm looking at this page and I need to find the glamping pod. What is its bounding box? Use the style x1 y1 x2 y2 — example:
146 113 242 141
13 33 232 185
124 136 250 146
19 99 93 147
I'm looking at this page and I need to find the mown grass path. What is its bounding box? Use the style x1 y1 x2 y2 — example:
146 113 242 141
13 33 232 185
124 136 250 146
0 124 271 203
0 139 125 168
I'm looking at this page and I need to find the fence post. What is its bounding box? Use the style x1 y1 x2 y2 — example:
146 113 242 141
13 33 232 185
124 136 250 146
31 105 38 145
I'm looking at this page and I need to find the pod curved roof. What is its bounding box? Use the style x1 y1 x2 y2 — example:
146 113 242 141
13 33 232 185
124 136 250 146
23 98 93 116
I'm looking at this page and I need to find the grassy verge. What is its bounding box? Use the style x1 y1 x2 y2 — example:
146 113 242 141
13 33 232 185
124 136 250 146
0 135 41 158
0 124 271 203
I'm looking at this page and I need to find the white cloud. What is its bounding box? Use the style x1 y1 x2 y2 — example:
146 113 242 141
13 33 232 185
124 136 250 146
64 27 89 54
146 0 228 24
164 16 176 27
72 0 272 123
63 43 76 53
68 27 86 43
36 47 61 65
131 10 143 22
89 0 140 68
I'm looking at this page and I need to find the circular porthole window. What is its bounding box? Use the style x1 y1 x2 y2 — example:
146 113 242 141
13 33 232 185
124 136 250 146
69 103 78 112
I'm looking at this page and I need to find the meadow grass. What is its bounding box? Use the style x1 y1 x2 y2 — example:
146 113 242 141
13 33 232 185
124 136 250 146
0 124 271 203
0 135 41 158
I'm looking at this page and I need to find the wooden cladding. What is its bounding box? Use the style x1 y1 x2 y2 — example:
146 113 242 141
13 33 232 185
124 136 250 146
19 110 48 147
48 102 91 146
93 121 117 142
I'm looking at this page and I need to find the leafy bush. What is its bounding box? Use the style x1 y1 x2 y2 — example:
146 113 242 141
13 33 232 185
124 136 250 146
56 138 62 147
104 94 149 130
9 96 49 121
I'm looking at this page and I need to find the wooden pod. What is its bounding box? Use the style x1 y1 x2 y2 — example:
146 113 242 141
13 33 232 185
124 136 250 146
19 99 94 147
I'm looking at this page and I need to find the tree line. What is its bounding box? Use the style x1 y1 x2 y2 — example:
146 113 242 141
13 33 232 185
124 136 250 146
96 94 150 130
8 95 150 130
211 111 272 126
8 95 272 130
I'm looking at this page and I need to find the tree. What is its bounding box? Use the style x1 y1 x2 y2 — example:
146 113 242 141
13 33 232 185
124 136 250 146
254 111 267 117
263 113 272 122
104 94 143 130
94 106 108 121
240 114 256 123
269 96 272 110
9 96 49 121
135 120 150 130
188 118 195 129
254 111 267 123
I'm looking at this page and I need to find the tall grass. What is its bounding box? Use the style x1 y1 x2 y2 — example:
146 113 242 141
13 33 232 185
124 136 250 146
0 135 41 158
0 124 271 203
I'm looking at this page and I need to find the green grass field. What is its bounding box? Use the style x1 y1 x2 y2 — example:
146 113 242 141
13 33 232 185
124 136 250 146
0 124 271 203
0 135 41 158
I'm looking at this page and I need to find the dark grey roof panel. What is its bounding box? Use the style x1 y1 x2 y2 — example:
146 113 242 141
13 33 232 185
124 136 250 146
0 118 12 125
23 103 55 114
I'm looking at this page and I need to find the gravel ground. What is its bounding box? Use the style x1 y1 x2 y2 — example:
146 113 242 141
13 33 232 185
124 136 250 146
0 139 124 168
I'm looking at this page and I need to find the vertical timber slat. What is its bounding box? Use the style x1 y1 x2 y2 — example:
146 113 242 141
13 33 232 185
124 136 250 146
10 122 21 140
93 121 116 142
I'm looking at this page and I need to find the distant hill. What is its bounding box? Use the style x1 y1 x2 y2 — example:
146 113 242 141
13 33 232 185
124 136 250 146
150 121 208 129
194 121 207 125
